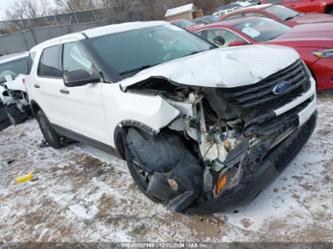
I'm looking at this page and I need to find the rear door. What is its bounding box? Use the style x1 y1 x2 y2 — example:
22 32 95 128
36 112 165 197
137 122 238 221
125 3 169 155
32 43 65 125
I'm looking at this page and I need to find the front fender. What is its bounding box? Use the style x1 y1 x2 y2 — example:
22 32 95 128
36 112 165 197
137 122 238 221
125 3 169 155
102 84 180 147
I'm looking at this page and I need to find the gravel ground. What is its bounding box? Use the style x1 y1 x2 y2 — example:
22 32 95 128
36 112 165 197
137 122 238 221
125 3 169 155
0 95 332 243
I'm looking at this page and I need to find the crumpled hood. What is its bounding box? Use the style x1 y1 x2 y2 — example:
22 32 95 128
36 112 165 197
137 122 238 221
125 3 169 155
120 45 299 90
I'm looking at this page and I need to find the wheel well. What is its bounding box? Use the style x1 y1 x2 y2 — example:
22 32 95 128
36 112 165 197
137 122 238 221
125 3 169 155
325 4 333 13
114 124 157 161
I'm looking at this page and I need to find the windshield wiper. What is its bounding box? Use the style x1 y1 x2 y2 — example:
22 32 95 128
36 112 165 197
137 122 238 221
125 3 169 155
119 64 158 76
284 15 298 21
186 48 213 57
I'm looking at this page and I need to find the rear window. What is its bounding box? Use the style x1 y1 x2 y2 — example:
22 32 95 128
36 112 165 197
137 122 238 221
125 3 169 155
265 5 299 20
38 45 62 78
0 57 28 83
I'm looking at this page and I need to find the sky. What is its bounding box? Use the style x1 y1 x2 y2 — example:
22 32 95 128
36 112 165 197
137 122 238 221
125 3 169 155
0 0 13 19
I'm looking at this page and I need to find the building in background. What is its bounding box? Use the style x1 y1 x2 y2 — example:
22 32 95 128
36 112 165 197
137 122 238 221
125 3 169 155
165 3 203 21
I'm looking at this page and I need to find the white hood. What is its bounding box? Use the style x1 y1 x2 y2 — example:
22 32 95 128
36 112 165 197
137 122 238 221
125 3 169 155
120 45 299 90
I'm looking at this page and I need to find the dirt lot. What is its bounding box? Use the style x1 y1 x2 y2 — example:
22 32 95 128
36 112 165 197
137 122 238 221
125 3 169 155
0 95 332 243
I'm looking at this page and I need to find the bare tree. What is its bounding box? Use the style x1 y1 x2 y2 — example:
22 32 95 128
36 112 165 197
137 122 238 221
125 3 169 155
139 0 157 20
55 0 97 12
4 0 54 20
98 0 130 21
4 0 38 20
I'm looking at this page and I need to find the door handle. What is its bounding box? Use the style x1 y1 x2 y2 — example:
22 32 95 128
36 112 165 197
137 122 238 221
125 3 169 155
60 89 70 95
34 84 40 89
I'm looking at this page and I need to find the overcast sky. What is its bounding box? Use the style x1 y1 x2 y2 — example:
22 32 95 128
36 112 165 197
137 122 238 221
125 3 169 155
0 0 14 19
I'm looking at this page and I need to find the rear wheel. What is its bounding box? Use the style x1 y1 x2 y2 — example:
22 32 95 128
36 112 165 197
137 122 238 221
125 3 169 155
36 109 66 149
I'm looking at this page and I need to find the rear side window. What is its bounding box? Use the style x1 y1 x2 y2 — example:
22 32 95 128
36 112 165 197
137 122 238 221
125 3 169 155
38 45 62 78
27 52 36 74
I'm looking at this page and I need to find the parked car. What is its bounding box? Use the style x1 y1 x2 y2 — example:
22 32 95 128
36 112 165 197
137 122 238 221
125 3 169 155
260 0 333 14
28 21 317 214
0 99 10 131
219 4 333 27
213 7 240 17
0 52 32 124
213 1 255 16
192 17 333 91
193 15 219 25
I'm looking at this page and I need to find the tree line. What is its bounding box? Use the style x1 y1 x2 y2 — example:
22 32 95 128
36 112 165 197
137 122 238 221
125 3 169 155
3 0 229 21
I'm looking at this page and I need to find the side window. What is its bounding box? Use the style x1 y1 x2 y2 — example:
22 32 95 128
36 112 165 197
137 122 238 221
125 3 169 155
38 45 62 78
196 30 208 40
63 42 93 74
244 12 266 17
206 29 247 47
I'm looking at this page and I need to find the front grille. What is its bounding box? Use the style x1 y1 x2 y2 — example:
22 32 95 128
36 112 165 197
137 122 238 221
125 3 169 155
222 60 311 109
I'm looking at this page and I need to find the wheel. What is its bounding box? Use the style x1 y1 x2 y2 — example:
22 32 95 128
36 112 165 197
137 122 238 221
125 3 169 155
35 109 66 149
124 142 163 203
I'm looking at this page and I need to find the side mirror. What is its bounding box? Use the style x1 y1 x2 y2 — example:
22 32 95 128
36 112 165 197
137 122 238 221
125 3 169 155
63 69 100 87
228 40 247 47
213 36 226 46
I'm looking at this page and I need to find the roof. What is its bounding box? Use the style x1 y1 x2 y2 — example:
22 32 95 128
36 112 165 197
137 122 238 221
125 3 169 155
165 3 197 17
84 21 167 38
31 21 168 51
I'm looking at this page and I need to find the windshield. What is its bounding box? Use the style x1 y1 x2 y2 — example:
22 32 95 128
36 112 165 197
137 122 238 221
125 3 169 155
172 20 196 28
89 24 214 77
0 57 27 83
234 18 290 42
265 5 300 20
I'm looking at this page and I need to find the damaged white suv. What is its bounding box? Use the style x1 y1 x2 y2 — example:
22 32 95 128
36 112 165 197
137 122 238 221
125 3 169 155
28 21 317 214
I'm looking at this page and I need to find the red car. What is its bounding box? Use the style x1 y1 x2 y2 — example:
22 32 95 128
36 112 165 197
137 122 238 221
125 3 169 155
192 17 333 91
261 0 333 14
219 4 333 27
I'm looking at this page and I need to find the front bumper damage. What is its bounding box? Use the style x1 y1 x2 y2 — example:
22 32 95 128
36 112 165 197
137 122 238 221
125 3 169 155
123 60 317 214
188 110 317 214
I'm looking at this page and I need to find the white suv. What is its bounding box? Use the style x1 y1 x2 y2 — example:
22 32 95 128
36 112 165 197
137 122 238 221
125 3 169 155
28 21 317 214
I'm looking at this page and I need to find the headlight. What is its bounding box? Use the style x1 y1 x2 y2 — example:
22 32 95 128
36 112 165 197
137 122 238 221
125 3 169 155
313 49 333 58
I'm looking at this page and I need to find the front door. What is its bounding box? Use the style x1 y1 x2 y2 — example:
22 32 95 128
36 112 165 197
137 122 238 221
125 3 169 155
59 41 110 145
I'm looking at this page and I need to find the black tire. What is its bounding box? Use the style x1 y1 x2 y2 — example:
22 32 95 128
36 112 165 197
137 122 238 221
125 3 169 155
124 141 163 203
35 109 66 149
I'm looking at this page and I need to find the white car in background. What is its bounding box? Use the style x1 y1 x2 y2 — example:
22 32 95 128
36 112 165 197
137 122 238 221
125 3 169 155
27 21 316 214
213 1 255 16
0 52 31 124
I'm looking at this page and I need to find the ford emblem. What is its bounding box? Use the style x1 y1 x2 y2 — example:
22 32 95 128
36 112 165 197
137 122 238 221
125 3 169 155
272 82 291 95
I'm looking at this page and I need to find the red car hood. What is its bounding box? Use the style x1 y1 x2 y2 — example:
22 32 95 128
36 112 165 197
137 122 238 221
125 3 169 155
289 13 333 26
266 23 333 48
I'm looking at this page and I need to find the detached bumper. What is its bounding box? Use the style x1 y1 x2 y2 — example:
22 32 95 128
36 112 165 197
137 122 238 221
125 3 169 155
188 110 317 214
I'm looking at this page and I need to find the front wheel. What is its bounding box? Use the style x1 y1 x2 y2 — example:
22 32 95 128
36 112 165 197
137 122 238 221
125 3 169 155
35 110 67 149
125 144 163 203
